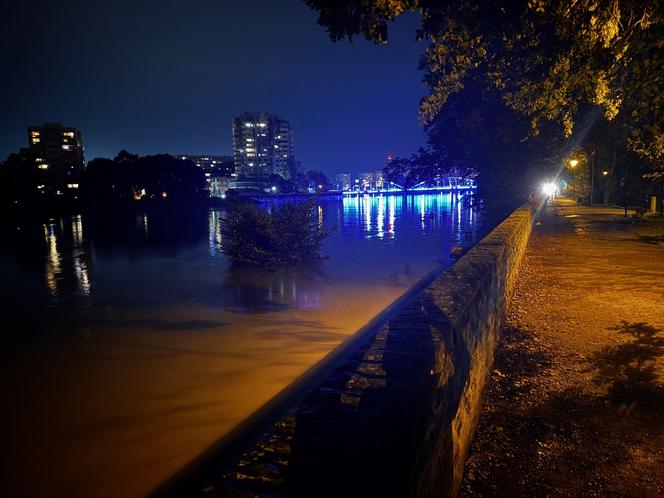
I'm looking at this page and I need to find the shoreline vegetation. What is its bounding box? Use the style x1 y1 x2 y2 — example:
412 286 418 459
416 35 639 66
221 197 334 267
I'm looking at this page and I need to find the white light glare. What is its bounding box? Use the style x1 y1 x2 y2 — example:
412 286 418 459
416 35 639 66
542 182 558 197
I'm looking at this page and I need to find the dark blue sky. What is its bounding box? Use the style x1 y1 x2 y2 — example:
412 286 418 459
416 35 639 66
1 0 426 176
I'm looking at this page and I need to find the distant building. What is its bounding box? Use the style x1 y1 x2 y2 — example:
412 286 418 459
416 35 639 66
178 154 235 197
358 171 386 190
232 111 294 189
335 173 351 191
27 122 85 195
178 154 235 177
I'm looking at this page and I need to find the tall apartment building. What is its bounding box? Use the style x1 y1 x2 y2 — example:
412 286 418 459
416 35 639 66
28 123 85 193
232 112 294 188
335 173 351 191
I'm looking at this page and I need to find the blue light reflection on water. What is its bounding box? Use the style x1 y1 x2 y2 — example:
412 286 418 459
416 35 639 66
1 193 483 322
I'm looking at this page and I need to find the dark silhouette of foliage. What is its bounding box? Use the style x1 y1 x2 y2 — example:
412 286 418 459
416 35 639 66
305 170 330 191
81 152 206 203
221 198 333 267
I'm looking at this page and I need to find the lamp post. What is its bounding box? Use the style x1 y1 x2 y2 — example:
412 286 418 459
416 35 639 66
569 159 578 198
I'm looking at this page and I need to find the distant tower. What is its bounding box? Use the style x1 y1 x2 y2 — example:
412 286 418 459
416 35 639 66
27 122 85 193
231 111 294 188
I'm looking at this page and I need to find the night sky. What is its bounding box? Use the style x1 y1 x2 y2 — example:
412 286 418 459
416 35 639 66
1 0 426 176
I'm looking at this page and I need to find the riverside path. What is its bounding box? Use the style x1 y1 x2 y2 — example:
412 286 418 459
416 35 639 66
462 197 664 497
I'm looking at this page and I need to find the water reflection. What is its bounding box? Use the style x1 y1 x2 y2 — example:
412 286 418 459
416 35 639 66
4 194 481 318
0 194 484 498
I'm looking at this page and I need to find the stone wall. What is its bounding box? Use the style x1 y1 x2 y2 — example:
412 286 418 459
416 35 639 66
155 205 535 498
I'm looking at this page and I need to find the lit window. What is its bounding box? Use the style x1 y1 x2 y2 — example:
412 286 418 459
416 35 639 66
38 164 49 170
67 183 79 189
37 185 45 189
244 122 254 127
62 144 71 150
274 145 279 149
30 131 40 137
32 137 40 143
205 172 211 177
63 132 75 138
257 122 267 128
36 157 43 163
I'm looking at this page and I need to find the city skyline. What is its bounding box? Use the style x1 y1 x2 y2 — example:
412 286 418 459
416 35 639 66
0 0 426 177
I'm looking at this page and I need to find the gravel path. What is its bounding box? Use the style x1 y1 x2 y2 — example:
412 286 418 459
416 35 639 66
461 198 664 497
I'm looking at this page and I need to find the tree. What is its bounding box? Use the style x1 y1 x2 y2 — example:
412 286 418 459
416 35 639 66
305 0 664 196
80 152 207 203
305 170 330 191
221 198 333 266
0 150 42 207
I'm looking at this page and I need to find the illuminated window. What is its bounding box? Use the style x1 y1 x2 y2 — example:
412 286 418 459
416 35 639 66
244 122 254 127
38 164 49 170
257 122 267 128
63 132 75 138
32 137 40 143
67 183 79 189
37 185 45 189
31 130 40 137
62 144 71 150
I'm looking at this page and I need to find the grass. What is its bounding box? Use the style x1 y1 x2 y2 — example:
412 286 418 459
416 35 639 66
632 214 664 244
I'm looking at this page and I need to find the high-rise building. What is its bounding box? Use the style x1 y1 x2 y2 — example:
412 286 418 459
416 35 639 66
335 173 351 191
27 123 85 194
232 112 294 188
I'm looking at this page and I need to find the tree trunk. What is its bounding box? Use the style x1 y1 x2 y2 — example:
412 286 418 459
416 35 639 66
603 150 616 205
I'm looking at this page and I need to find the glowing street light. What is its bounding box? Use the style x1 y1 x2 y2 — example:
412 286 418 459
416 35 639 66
271 185 277 192
542 182 558 198
602 170 608 176
569 159 579 167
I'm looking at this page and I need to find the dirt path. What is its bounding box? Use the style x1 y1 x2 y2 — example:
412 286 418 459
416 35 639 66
461 198 664 497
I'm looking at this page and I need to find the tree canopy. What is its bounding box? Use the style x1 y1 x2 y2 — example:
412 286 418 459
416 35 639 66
305 0 664 177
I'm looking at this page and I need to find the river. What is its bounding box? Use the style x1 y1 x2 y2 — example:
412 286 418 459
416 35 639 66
0 193 485 497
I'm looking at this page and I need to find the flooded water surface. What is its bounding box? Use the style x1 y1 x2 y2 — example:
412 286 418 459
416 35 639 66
0 194 485 497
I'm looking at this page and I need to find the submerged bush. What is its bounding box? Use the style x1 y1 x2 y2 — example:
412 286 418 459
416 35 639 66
221 198 332 267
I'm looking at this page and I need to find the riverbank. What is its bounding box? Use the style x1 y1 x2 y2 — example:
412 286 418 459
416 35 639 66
462 198 664 497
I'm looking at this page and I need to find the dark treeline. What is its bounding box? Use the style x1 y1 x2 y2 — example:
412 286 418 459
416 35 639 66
0 150 208 215
82 150 206 203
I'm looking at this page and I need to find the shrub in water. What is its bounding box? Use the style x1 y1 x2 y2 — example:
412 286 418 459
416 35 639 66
221 198 332 267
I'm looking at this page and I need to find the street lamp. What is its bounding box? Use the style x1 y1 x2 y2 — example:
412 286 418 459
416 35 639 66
569 159 579 198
